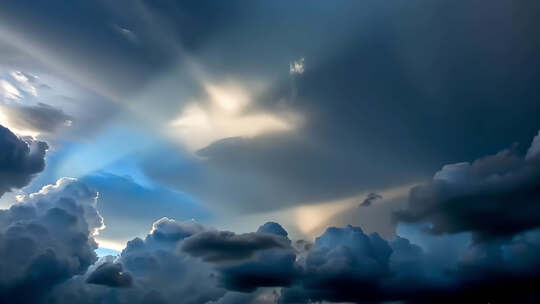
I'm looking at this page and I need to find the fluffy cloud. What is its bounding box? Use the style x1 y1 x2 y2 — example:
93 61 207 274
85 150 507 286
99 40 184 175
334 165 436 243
0 124 47 197
279 225 540 303
49 220 297 303
395 130 540 239
4 213 538 303
0 178 103 303
107 218 225 304
280 225 393 303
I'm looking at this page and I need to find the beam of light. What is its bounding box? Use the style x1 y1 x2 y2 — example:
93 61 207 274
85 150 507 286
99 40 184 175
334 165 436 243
55 124 158 179
0 109 40 137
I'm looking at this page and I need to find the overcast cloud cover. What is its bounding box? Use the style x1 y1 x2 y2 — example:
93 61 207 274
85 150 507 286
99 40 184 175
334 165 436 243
1 0 540 303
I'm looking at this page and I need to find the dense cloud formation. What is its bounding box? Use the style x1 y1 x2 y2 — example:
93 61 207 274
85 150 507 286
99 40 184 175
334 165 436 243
37 131 540 303
2 198 540 303
139 0 540 214
181 222 297 292
42 217 540 303
50 219 291 304
281 226 393 303
395 130 540 239
0 178 103 303
181 230 290 262
0 124 47 196
1 1 540 303
86 262 132 288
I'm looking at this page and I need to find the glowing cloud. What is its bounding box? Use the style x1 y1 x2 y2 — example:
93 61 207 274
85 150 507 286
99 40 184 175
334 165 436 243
170 82 300 151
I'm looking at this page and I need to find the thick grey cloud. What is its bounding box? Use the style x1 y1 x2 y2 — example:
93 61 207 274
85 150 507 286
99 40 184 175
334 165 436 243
49 218 230 304
111 218 225 304
181 230 290 262
49 220 296 303
1 1 540 303
39 219 540 303
140 1 540 215
279 225 540 303
0 178 103 303
86 262 132 288
181 222 297 292
0 124 47 197
1 102 73 134
2 0 540 217
395 130 540 239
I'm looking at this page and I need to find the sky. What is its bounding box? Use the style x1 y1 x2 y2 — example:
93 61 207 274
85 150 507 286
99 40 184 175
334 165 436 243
0 1 540 303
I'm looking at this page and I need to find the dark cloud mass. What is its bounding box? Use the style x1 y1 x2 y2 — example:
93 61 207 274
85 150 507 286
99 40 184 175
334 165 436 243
2 182 540 303
181 230 290 262
142 0 540 214
395 130 540 239
0 124 47 197
86 262 132 288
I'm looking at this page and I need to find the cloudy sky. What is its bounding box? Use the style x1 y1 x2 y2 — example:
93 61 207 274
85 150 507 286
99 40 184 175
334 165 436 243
1 1 540 303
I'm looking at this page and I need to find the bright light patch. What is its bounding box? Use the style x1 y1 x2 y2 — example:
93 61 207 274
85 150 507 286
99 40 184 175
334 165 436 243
95 238 126 252
170 82 300 151
0 109 40 137
289 57 305 75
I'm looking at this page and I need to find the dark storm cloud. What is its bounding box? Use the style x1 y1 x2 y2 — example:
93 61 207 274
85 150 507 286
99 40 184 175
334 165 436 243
0 178 103 303
142 0 540 214
181 230 290 262
0 124 47 197
86 262 132 288
41 218 540 304
395 130 540 239
181 222 297 292
48 220 296 303
2 0 540 217
280 226 393 303
1 102 73 134
1 1 540 303
278 225 540 303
